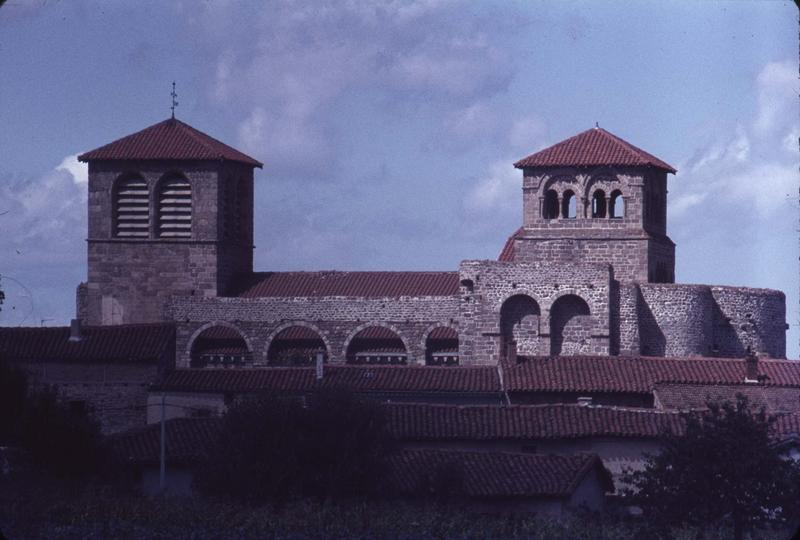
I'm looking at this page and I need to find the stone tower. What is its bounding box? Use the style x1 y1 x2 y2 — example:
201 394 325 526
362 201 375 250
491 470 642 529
502 127 676 283
77 118 262 325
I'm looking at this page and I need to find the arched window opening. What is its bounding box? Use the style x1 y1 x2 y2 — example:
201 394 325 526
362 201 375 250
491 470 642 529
114 175 149 238
591 190 606 218
543 190 559 219
610 190 624 218
550 295 591 356
425 327 459 366
347 326 407 365
158 176 192 238
500 295 541 360
562 190 577 219
267 326 327 366
190 326 251 368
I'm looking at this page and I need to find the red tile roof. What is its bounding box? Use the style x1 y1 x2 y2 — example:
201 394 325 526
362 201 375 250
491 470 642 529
427 327 458 340
653 383 800 414
388 449 613 498
774 413 800 441
0 323 175 364
273 326 325 340
505 356 800 394
514 127 676 173
154 365 500 394
386 403 684 441
78 118 263 168
236 271 460 298
498 227 523 262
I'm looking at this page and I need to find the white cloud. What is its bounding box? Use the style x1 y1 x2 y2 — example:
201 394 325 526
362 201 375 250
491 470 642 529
56 154 88 185
754 59 797 136
464 159 519 213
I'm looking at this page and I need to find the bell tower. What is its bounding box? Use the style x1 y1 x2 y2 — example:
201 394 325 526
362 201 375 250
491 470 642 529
502 127 676 283
77 118 262 325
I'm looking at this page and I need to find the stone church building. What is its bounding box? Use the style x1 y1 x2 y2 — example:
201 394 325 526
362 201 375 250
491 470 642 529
74 118 787 369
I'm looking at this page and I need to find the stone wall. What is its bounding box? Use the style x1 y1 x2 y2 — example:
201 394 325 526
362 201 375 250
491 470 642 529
17 361 160 434
457 260 611 364
619 283 786 358
172 295 460 367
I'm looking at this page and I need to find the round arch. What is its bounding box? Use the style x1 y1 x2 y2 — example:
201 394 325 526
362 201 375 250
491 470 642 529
342 322 412 365
422 323 459 366
112 172 150 239
500 294 542 359
549 294 592 356
187 321 252 368
263 322 331 366
155 170 192 239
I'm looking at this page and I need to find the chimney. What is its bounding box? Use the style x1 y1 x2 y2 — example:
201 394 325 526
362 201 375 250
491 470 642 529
744 349 759 383
69 318 83 342
315 352 324 381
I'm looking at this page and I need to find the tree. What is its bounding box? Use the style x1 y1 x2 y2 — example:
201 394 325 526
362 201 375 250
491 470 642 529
195 390 393 505
623 395 800 540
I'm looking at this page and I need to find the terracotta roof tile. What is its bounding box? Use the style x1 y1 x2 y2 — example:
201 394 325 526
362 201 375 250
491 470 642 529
387 449 613 498
236 271 460 298
386 403 684 441
654 383 800 413
514 128 676 173
154 365 500 394
505 356 800 394
0 323 174 364
110 418 222 464
78 118 262 167
498 227 523 262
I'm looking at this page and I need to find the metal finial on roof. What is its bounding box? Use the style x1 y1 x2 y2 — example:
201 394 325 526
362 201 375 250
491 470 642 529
595 121 599 129
170 81 179 119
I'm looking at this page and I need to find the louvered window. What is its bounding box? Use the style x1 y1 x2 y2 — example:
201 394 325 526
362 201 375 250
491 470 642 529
114 177 150 238
158 177 192 238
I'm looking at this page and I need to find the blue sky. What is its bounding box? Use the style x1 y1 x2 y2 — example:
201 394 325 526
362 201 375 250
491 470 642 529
1 1 797 356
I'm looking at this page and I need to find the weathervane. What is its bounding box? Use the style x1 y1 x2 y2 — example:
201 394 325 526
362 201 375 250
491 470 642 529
170 81 179 119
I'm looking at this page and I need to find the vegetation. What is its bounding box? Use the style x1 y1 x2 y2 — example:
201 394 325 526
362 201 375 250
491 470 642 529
194 390 394 505
622 395 800 540
0 359 105 477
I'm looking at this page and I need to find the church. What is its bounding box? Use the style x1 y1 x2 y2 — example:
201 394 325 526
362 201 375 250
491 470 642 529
74 117 787 369
2 116 798 502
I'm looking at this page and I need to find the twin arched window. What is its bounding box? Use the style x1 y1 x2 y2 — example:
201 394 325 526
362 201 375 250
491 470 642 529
113 174 192 238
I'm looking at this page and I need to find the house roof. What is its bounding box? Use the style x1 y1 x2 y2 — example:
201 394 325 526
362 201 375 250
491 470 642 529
387 449 613 498
0 323 175 364
514 127 676 173
110 417 222 465
78 118 263 168
386 403 684 441
505 356 800 394
235 271 460 298
653 383 800 414
498 227 523 262
153 365 501 394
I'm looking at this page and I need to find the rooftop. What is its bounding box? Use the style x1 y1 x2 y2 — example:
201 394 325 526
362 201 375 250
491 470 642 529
78 118 263 168
514 127 676 173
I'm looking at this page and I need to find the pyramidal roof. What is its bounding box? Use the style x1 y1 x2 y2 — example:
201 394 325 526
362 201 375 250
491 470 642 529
78 118 263 168
514 127 676 173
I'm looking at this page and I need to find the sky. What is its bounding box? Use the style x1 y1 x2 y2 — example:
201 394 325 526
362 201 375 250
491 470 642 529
0 0 797 357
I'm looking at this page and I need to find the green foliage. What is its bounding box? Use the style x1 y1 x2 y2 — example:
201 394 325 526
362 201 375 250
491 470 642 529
622 395 800 539
0 359 105 477
194 390 394 505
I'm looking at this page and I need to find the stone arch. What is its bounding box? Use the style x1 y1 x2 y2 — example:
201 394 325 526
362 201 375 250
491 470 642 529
543 189 559 219
582 172 618 200
343 322 411 365
542 173 579 194
500 294 542 359
422 324 459 366
155 171 192 238
187 321 252 368
264 322 330 366
549 294 592 356
112 172 150 238
591 189 607 218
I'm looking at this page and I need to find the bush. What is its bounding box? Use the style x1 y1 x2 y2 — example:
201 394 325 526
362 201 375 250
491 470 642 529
195 389 393 505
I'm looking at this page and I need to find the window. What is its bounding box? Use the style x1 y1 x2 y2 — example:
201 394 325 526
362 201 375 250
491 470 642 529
610 190 624 218
114 176 149 238
543 189 559 219
591 190 607 218
562 190 577 219
158 176 192 238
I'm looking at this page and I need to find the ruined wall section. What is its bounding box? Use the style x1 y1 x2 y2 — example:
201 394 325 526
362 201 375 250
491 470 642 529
621 283 786 358
458 260 612 365
172 295 460 368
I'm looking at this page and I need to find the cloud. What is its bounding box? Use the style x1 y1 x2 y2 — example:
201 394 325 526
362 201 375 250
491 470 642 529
187 0 519 175
754 59 797 136
464 159 520 213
